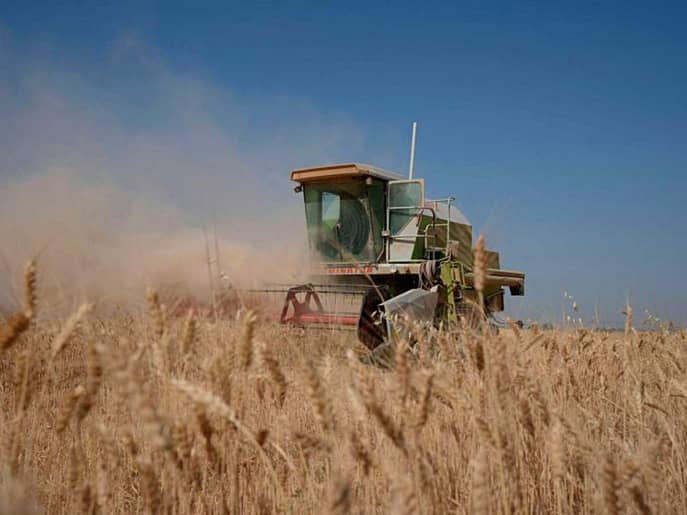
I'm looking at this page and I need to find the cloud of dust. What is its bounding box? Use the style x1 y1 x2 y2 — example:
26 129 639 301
0 34 366 314
0 170 304 312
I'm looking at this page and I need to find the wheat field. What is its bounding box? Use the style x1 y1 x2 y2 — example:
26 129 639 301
1 262 686 514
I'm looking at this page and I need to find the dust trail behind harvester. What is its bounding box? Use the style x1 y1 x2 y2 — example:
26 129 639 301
0 170 307 317
0 41 369 317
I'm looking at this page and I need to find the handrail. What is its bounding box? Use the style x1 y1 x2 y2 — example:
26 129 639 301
385 196 459 261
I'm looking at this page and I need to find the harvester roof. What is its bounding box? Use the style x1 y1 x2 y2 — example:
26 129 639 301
290 162 471 225
290 163 403 183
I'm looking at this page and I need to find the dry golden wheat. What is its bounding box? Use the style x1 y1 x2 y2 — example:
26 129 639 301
473 234 487 309
51 303 93 359
0 312 30 352
0 264 685 514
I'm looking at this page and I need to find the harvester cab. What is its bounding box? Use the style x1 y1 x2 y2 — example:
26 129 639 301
281 162 525 349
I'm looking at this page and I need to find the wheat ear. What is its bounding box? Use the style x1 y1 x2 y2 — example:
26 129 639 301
474 234 487 313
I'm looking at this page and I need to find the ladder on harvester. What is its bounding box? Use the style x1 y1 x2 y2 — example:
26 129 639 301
423 196 457 260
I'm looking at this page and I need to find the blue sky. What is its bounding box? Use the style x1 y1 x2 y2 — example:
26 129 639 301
1 1 686 325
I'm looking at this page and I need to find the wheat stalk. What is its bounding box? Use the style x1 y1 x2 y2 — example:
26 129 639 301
326 473 352 515
306 359 335 432
415 371 434 430
146 287 165 340
349 430 372 476
239 310 257 370
472 446 490 515
23 260 37 319
136 456 161 514
261 343 288 407
51 303 93 359
0 313 29 353
473 234 487 312
56 385 86 433
624 304 633 338
180 309 196 355
602 453 620 515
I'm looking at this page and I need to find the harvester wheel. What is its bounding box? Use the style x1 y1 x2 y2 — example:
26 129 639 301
357 286 391 351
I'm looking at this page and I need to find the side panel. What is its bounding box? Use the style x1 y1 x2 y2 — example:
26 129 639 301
485 250 500 269
415 215 473 265
388 214 421 261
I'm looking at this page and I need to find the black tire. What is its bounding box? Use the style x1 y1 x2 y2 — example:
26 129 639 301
357 286 391 350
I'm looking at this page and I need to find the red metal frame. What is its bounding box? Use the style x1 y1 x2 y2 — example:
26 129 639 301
279 284 359 326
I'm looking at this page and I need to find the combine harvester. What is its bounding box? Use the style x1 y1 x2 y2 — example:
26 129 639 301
268 124 525 349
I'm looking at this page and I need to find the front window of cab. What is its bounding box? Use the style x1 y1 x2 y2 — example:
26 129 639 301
303 179 384 262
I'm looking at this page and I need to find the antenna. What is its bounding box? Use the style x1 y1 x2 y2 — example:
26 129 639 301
408 121 418 179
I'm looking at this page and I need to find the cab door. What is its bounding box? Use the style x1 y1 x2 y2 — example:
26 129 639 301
386 179 424 262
